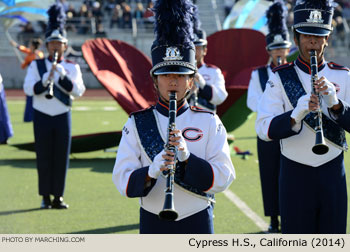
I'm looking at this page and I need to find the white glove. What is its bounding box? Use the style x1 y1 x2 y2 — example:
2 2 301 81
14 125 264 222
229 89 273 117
320 79 339 108
55 64 67 78
41 72 52 87
148 150 166 179
194 73 206 89
42 71 60 87
176 133 190 162
291 94 311 123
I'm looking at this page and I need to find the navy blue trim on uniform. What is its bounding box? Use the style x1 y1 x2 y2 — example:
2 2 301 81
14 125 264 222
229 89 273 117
276 65 347 150
268 110 302 140
33 80 47 94
295 56 325 74
330 100 350 132
183 153 213 192
126 166 156 197
198 85 213 101
272 62 294 73
156 99 189 117
189 106 214 114
257 66 269 92
59 76 73 92
327 62 350 71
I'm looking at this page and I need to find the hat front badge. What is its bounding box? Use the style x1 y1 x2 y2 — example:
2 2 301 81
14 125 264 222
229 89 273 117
306 10 324 23
163 47 183 61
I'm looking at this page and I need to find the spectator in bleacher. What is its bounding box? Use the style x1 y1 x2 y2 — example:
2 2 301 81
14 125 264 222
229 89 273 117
77 3 93 34
110 4 123 29
122 3 132 28
66 4 78 33
92 1 104 27
133 2 144 26
143 1 154 29
95 23 107 37
333 3 346 46
105 0 117 16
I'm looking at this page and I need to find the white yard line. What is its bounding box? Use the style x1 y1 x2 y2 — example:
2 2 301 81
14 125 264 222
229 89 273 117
223 189 269 232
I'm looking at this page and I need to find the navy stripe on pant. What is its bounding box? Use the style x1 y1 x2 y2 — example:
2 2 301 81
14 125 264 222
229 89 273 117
139 206 214 234
33 109 71 197
279 153 347 234
257 137 281 216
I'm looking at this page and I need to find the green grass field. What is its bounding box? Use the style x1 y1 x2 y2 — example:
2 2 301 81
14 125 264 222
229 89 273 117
0 98 349 234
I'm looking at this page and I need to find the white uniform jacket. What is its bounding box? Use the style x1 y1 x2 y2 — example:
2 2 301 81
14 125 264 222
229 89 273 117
112 100 235 220
256 58 350 167
247 65 274 112
193 63 228 112
23 58 85 116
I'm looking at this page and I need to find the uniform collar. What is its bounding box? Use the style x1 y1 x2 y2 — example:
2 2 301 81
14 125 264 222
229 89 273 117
48 55 63 63
295 56 325 74
156 98 189 117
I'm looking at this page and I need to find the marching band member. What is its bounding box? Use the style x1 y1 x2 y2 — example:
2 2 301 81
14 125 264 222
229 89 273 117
112 0 235 234
187 6 228 113
23 3 85 209
0 73 14 144
256 0 350 233
246 0 291 233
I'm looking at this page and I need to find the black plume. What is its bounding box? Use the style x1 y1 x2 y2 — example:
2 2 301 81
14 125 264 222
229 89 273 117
47 3 66 31
153 0 194 48
266 0 288 35
296 0 333 8
192 4 201 34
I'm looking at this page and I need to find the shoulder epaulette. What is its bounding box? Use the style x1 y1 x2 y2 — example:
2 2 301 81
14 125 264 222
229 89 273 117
190 106 214 115
129 106 154 117
205 63 219 69
327 62 349 72
272 62 294 73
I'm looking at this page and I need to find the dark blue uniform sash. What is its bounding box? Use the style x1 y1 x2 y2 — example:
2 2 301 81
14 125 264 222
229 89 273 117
258 66 269 92
36 59 72 107
133 107 215 201
277 66 347 150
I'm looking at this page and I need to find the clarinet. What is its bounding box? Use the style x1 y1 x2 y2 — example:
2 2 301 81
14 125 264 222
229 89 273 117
158 91 179 221
45 50 58 99
310 50 329 155
277 56 282 66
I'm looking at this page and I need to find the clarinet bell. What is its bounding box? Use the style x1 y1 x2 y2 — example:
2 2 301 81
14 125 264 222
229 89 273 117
158 192 178 221
312 131 329 155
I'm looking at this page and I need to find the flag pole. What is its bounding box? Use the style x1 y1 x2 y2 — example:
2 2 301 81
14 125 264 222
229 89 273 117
5 29 24 64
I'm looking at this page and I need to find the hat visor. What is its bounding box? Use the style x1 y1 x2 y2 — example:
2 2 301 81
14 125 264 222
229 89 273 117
46 36 68 43
153 65 195 75
194 40 207 46
296 27 330 36
267 42 292 51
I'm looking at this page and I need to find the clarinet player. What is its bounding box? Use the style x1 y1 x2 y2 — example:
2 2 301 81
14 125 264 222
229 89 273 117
112 0 235 234
23 3 85 209
256 0 350 233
